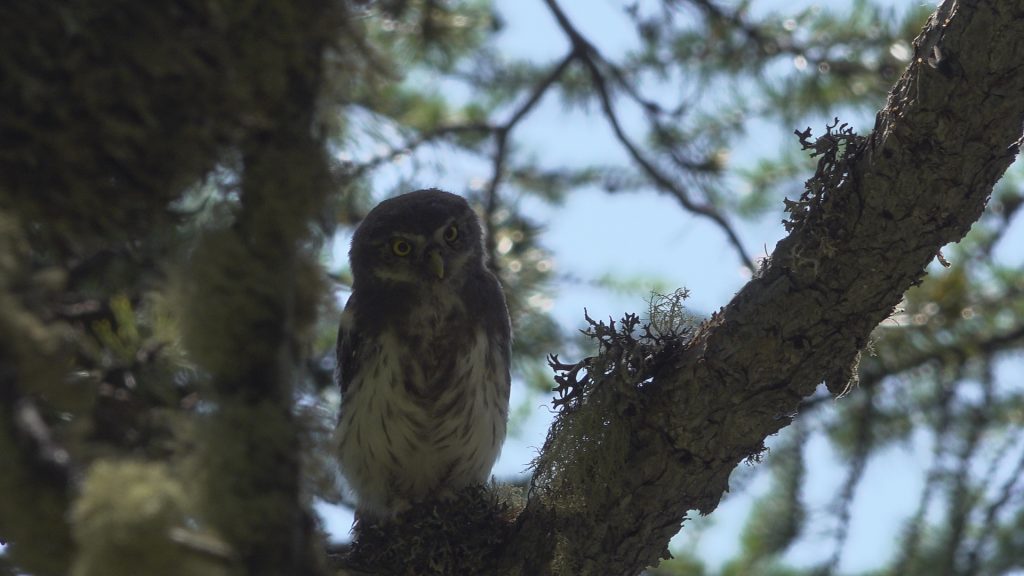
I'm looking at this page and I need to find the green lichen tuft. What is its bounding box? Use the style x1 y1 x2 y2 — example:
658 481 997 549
533 291 695 519
197 401 299 560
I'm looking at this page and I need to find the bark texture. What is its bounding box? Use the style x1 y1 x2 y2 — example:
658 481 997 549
497 2 1024 574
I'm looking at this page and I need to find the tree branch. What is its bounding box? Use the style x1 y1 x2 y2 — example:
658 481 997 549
544 0 758 272
963 435 1024 574
892 371 956 575
798 303 1024 414
344 121 496 181
183 3 338 575
483 51 577 268
823 385 875 573
940 365 994 575
498 2 1024 573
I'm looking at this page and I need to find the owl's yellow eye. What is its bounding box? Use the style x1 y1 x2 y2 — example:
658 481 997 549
391 239 412 256
443 224 459 243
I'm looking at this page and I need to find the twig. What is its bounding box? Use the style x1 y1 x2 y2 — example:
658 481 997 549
892 371 958 575
483 51 577 267
543 0 757 272
798 306 1024 414
940 367 994 575
963 436 1024 574
821 385 875 572
345 122 495 180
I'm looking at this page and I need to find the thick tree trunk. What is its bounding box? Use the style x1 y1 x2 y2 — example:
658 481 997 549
498 1 1024 574
186 3 335 575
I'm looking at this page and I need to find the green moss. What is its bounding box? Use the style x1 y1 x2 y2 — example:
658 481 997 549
346 485 513 575
198 401 299 561
70 460 224 576
181 229 284 381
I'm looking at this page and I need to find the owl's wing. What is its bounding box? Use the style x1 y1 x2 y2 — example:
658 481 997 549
478 272 513 403
335 297 359 397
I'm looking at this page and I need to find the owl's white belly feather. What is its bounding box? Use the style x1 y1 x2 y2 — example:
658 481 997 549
336 327 507 516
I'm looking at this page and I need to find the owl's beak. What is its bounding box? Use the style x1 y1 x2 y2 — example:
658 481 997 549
427 249 445 279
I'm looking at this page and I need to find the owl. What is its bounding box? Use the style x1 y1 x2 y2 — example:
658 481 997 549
335 188 511 518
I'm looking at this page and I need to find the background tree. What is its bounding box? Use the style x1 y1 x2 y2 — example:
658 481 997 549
1 1 1022 575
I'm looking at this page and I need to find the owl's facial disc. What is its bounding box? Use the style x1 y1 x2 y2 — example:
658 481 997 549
369 236 453 285
362 210 480 287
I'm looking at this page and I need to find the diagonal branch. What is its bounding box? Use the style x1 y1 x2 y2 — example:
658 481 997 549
498 1 1024 574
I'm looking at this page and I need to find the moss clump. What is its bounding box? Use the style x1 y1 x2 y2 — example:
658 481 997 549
71 460 228 576
344 485 514 575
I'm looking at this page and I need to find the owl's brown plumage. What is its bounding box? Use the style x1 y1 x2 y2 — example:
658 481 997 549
335 189 511 517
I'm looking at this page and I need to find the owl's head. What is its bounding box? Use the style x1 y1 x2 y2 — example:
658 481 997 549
350 189 487 289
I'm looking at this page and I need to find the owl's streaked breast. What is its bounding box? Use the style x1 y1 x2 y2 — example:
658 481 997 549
336 317 508 516
402 284 465 341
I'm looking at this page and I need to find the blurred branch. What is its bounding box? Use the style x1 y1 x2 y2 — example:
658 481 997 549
345 121 495 181
0 375 74 575
964 436 1024 574
799 313 1024 414
893 371 958 575
822 386 875 574
677 0 816 62
940 367 995 575
676 0 909 76
483 50 577 269
865 325 1024 388
543 0 757 272
10 398 70 476
183 3 340 575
